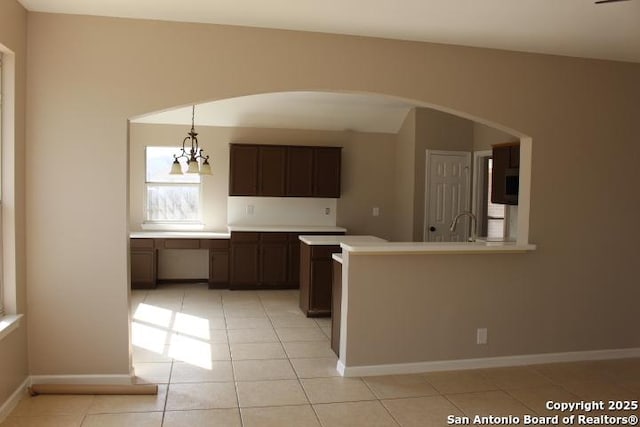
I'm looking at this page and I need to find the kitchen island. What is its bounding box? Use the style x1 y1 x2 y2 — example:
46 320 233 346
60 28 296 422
298 235 386 317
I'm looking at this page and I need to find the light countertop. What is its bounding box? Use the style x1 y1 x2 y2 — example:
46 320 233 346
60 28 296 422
228 225 347 233
299 235 386 245
130 231 231 239
341 240 536 254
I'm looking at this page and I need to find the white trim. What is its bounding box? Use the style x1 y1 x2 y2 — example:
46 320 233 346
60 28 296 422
0 377 30 424
30 375 133 386
516 137 532 245
0 314 22 342
336 359 346 376
471 150 492 220
423 149 472 242
339 347 640 377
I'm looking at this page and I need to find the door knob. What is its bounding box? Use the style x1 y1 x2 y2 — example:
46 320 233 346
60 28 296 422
429 226 436 232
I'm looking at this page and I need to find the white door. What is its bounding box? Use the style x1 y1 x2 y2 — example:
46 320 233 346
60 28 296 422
424 150 471 242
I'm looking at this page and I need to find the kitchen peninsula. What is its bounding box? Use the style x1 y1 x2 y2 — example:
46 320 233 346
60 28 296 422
333 240 536 377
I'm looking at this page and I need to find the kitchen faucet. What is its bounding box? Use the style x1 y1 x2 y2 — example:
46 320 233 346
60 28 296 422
449 211 478 242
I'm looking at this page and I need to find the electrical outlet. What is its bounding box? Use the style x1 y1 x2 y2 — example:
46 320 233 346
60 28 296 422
324 207 331 215
477 328 488 345
372 207 380 217
246 205 254 215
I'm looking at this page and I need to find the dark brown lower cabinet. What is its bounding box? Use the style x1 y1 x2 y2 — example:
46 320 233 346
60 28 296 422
299 243 341 317
230 232 298 289
204 239 230 289
131 239 156 289
331 258 342 356
230 233 260 287
130 237 230 289
259 233 289 285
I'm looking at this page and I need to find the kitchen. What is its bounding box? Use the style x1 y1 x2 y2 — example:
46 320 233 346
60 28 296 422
128 91 533 377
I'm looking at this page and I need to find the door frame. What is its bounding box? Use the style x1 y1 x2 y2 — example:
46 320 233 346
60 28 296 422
472 150 492 222
423 149 472 241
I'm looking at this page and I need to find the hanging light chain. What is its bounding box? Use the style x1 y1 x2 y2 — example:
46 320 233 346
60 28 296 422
170 105 212 175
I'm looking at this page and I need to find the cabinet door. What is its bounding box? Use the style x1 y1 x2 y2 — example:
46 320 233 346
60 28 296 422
259 233 289 285
286 147 314 197
259 244 288 285
229 144 259 196
259 146 286 196
313 147 342 198
491 145 509 204
491 143 520 205
230 243 259 285
209 249 229 288
509 144 520 168
310 258 333 312
131 250 156 289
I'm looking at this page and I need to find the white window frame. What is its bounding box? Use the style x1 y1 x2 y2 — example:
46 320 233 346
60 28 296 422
143 146 203 229
0 46 24 335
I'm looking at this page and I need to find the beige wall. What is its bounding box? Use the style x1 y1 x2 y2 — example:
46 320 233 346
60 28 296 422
0 0 28 407
473 122 517 151
25 12 640 376
393 107 475 242
412 108 474 241
393 110 416 241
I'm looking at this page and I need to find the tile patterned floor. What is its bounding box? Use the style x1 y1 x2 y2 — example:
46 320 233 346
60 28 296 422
2 283 639 426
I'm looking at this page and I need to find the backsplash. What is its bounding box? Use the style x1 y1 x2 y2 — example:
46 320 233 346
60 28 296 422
228 197 337 226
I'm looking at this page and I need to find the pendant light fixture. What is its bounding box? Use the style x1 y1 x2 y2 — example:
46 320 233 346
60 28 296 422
170 105 212 175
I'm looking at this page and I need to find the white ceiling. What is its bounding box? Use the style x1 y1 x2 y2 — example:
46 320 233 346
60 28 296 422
18 0 640 63
131 92 416 134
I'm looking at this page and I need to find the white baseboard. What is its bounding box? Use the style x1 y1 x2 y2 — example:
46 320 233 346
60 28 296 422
0 377 30 424
339 347 640 377
30 375 133 385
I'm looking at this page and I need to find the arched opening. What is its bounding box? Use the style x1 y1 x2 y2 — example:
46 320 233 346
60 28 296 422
126 90 533 378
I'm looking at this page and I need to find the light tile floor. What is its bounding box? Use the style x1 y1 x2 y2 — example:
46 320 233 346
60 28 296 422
2 283 639 426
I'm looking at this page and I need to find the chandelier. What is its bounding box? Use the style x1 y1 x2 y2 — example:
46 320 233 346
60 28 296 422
169 105 212 175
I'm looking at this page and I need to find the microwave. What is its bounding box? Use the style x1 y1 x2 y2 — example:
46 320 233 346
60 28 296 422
504 168 519 205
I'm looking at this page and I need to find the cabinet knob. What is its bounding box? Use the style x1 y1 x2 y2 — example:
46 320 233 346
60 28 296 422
429 226 436 232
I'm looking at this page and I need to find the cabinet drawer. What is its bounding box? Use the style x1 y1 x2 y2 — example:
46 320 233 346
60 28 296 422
311 245 341 259
131 238 154 249
162 239 200 249
231 232 260 242
200 239 230 249
260 232 289 242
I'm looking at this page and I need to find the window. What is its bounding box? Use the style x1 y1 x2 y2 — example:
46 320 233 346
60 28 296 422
145 147 201 224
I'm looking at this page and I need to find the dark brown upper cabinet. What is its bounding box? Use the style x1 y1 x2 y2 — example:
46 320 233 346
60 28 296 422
230 144 342 198
491 142 520 205
258 146 286 196
286 146 314 197
229 145 259 196
313 147 342 198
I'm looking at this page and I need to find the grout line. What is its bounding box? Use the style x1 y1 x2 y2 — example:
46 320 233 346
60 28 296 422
221 292 245 427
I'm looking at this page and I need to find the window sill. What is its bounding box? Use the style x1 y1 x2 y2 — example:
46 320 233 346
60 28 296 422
0 314 23 343
141 222 204 231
